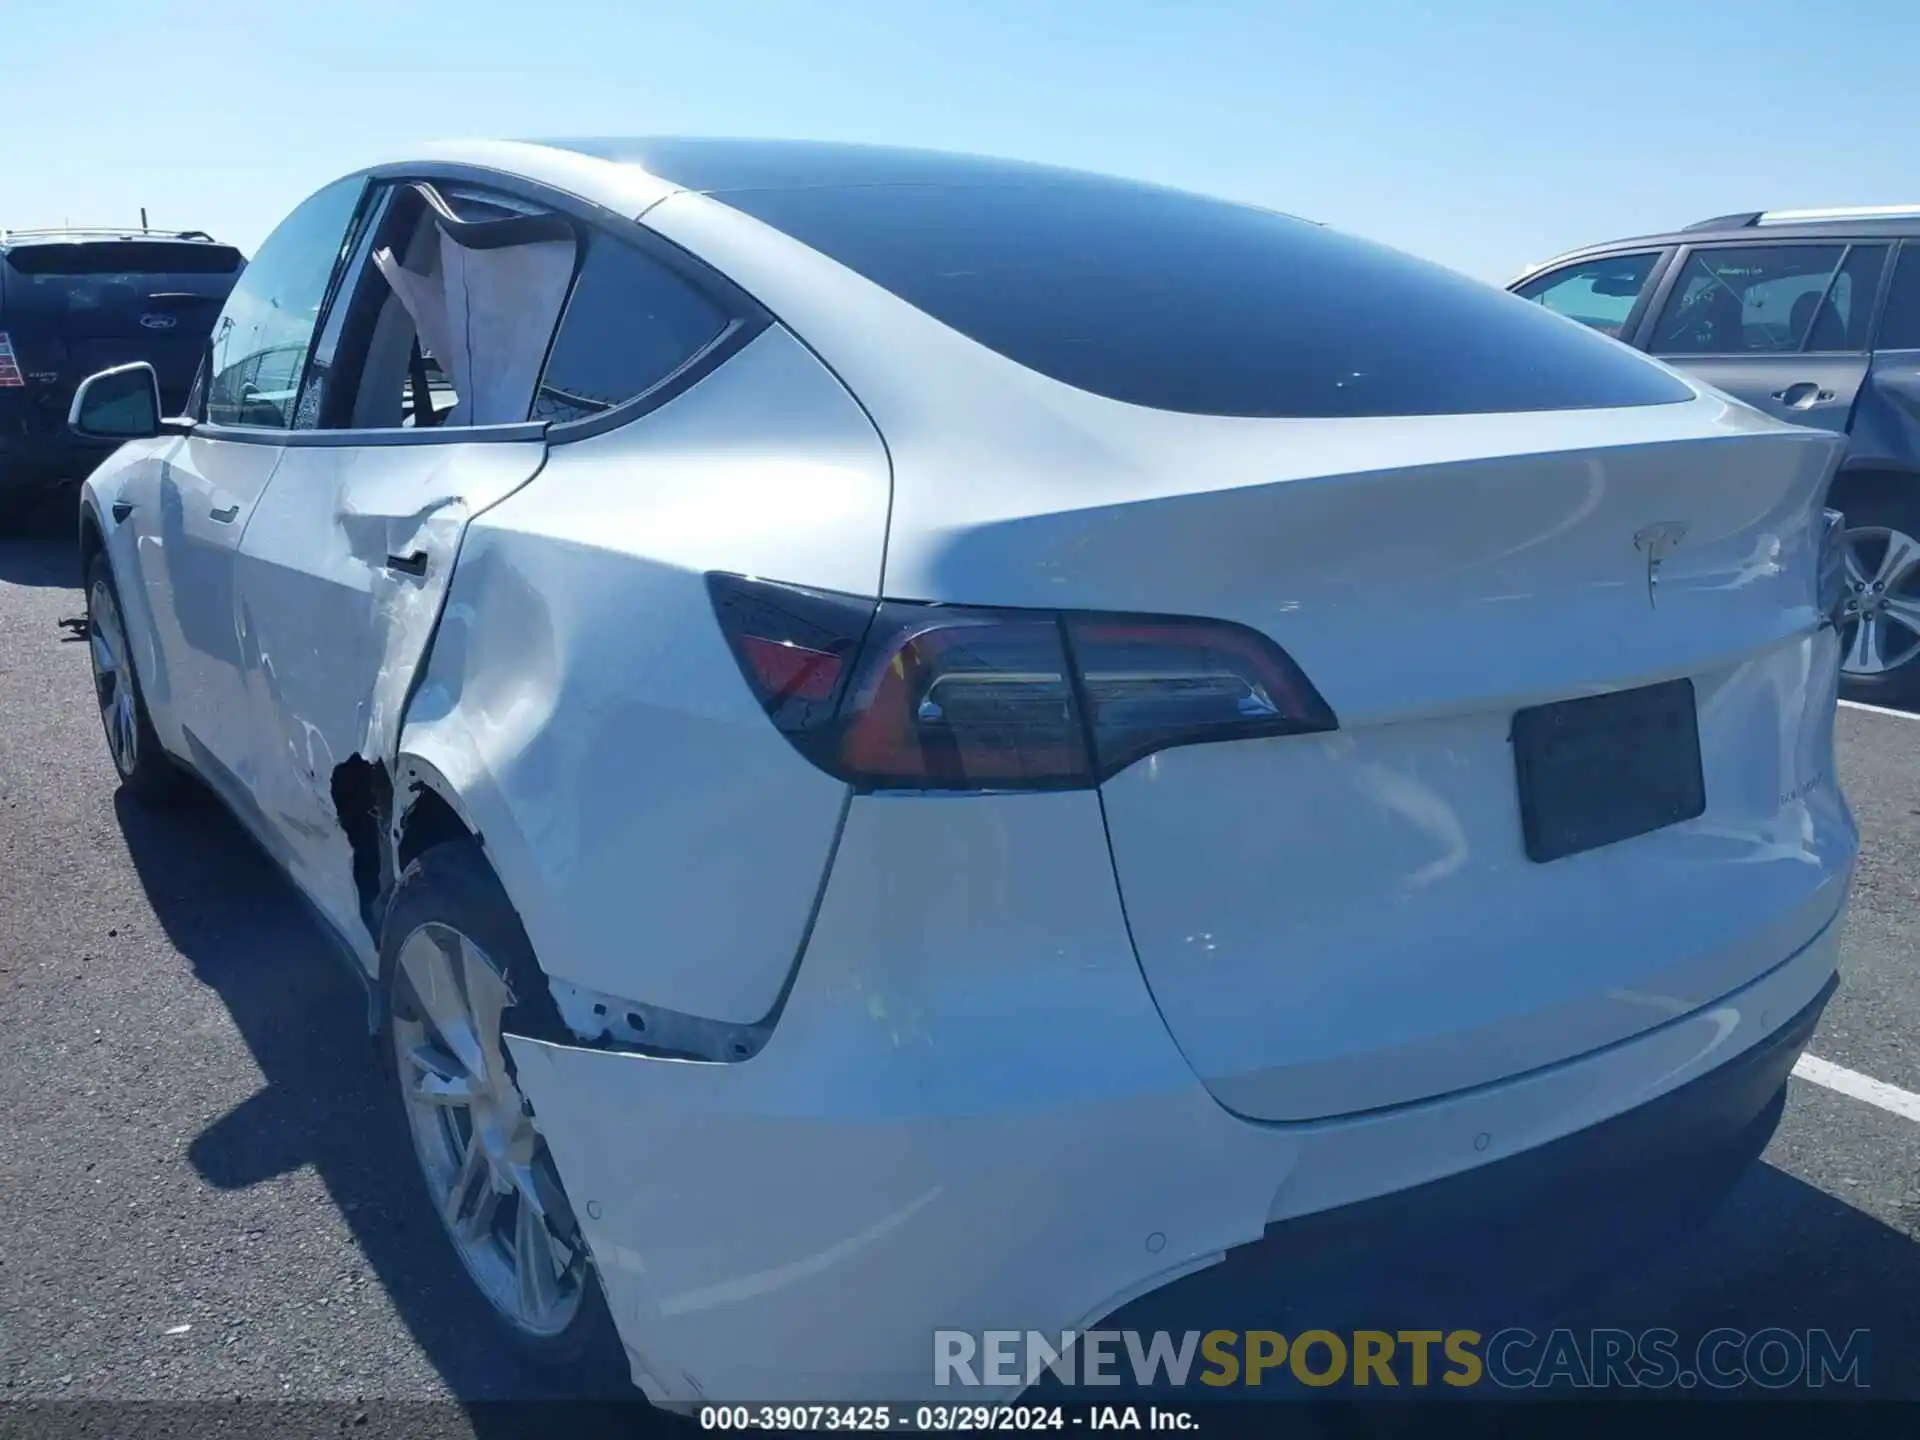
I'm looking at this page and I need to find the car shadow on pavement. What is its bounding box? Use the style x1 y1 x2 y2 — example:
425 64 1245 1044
111 783 645 1425
1045 1158 1920 1411
1579 1156 1920 1393
0 506 79 589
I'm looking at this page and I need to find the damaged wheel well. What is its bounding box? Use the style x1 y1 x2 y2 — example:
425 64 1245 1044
331 757 397 939
331 755 488 940
349 761 772 1064
397 784 474 873
1828 466 1920 513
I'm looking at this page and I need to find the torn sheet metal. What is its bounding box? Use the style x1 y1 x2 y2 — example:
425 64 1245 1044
231 439 550 952
546 976 770 1061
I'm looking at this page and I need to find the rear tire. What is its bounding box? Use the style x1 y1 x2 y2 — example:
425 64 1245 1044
379 838 630 1392
83 553 184 801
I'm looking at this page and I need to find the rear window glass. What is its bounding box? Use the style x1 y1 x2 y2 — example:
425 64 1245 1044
4 242 243 276
715 178 1692 417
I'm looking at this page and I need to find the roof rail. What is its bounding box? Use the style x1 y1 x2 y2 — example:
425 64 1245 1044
1684 211 1763 231
0 225 221 243
1755 204 1920 226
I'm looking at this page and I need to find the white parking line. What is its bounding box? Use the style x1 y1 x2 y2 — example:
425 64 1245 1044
1793 1053 1920 1124
1838 698 1920 721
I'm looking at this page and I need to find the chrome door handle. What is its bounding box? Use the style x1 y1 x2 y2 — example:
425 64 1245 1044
209 504 240 523
1770 382 1835 409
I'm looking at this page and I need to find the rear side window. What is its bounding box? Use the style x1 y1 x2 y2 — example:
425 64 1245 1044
1651 244 1887 355
1876 245 1920 349
712 177 1691 417
532 234 731 424
1513 253 1661 337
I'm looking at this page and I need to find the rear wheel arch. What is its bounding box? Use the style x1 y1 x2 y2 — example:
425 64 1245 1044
379 829 573 1045
381 756 569 1038
396 780 473 874
78 503 107 586
381 755 493 924
1826 465 1920 512
388 753 484 865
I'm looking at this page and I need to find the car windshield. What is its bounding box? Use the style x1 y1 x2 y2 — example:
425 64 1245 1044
708 175 1693 417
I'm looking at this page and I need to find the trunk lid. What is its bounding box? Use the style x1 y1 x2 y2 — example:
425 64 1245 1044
882 395 1852 1122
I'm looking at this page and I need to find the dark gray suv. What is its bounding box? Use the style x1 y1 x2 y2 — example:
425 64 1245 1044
1509 206 1920 702
0 227 243 532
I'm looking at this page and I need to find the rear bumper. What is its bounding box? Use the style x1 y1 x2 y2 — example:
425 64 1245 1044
505 792 1847 1406
1081 968 1832 1388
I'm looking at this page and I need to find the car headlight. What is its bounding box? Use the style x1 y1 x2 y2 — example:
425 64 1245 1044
1818 507 1849 627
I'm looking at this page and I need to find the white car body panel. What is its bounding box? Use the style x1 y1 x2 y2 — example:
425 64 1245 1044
132 431 283 767
1106 636 1851 1119
230 436 550 943
507 787 1844 1404
75 140 1860 1402
395 324 890 1023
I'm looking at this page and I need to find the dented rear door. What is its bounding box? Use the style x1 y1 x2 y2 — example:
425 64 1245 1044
229 428 548 941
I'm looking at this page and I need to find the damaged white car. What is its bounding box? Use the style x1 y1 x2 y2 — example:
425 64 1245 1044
70 139 1856 1403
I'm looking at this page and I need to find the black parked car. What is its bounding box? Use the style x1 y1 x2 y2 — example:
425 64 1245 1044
0 227 243 531
1509 206 1920 702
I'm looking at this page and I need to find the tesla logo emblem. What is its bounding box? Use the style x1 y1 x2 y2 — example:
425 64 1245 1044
1634 522 1688 607
139 313 177 330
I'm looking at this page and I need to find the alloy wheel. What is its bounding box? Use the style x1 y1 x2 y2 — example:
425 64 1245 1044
391 923 588 1339
87 579 139 777
1838 525 1920 678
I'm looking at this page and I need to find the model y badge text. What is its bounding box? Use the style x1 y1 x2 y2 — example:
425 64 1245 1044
1633 522 1688 608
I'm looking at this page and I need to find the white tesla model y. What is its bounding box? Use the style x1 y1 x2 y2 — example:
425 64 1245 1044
68 139 1856 1403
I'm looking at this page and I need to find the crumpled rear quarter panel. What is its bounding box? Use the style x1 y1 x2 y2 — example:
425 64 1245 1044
397 324 890 1024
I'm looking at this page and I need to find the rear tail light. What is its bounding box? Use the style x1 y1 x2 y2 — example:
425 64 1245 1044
0 333 24 388
1065 616 1333 777
708 573 1336 791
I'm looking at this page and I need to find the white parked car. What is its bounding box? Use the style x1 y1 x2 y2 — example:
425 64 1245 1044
69 139 1857 1403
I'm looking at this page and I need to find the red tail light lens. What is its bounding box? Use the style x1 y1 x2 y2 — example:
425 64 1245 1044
0 333 24 388
708 574 1336 791
705 574 873 752
840 610 1090 788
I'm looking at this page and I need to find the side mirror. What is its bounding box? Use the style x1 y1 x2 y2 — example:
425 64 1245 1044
69 362 164 441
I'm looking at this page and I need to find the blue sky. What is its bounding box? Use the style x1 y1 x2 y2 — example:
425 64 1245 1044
7 0 1917 283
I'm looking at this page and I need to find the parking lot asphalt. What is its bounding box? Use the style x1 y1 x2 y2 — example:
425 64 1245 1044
6 507 1920 1411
